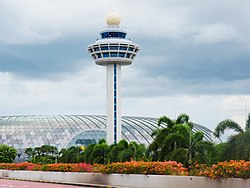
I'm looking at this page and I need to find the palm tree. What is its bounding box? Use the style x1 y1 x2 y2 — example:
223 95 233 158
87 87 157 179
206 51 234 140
148 114 192 161
148 114 214 166
214 113 250 160
90 139 109 164
167 126 214 166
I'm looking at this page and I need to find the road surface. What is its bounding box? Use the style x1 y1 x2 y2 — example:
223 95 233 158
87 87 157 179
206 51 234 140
0 179 95 188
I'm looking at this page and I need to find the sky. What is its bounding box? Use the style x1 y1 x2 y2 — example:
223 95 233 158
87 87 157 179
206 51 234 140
0 0 250 134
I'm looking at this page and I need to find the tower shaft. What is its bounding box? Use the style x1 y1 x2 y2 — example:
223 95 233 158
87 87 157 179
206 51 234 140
106 63 122 144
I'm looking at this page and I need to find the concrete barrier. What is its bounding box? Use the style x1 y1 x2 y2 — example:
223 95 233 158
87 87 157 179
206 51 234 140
1 170 250 188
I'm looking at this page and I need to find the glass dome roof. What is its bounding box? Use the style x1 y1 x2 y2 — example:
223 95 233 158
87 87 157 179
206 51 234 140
0 115 221 155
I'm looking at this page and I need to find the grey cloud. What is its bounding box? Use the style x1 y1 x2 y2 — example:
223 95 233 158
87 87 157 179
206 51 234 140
0 37 91 78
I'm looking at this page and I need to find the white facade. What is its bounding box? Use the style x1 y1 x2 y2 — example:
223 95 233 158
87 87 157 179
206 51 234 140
88 12 139 144
106 64 122 144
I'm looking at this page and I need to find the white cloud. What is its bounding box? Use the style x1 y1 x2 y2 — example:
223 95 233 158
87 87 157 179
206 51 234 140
0 0 250 136
192 24 239 44
0 0 110 44
0 66 106 115
123 94 250 131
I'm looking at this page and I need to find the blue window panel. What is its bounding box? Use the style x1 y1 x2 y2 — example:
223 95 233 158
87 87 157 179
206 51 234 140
119 46 127 50
128 47 134 51
101 32 109 38
118 53 125 57
101 46 108 50
97 54 102 58
110 46 118 50
103 53 109 57
110 52 118 57
94 47 100 51
101 32 126 39
126 54 131 58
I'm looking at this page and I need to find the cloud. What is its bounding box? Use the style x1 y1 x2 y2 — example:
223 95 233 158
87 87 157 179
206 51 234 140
123 94 250 131
0 66 106 115
192 24 239 44
0 0 250 132
0 38 91 77
0 0 111 44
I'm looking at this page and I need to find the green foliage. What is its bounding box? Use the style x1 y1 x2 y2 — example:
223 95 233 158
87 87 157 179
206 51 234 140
26 145 58 164
90 140 109 164
214 119 244 138
58 146 81 163
0 144 17 163
214 113 250 160
148 114 215 166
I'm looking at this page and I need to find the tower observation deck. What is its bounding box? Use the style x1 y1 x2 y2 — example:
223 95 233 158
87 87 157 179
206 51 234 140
88 12 139 144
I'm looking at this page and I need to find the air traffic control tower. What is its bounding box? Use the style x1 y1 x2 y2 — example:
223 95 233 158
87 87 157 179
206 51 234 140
88 12 139 144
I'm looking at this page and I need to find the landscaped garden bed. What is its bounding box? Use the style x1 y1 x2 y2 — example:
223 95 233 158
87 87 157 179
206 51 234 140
1 160 250 179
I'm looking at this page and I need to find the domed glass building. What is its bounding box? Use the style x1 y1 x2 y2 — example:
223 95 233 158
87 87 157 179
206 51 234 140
0 115 221 156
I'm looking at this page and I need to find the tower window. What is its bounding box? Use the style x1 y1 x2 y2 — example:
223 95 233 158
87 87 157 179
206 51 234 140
118 53 125 57
110 52 118 57
103 53 109 57
110 46 118 50
126 53 131 58
101 32 126 39
101 46 108 50
128 47 134 52
119 46 127 50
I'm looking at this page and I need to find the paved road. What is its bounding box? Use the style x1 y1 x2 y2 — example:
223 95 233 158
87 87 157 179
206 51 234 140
0 179 94 188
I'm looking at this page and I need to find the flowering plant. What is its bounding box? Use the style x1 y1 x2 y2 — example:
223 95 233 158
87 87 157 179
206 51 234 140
208 160 250 179
1 160 250 179
0 162 92 172
190 160 250 179
93 161 188 175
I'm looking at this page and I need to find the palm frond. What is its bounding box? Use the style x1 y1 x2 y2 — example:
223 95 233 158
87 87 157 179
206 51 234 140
176 114 189 124
158 116 174 128
214 119 244 138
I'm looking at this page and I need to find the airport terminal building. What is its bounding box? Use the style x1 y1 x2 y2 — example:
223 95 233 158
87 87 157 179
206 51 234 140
0 115 221 156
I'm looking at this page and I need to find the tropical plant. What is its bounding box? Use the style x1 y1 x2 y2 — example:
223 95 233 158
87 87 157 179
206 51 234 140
214 113 250 160
58 146 81 163
148 114 215 166
25 145 58 164
90 139 109 164
0 144 17 163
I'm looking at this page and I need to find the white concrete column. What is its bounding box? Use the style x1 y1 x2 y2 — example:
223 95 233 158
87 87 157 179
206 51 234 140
106 63 122 145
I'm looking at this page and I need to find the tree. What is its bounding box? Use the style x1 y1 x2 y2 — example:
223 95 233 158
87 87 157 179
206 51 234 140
90 139 109 164
58 146 81 163
148 114 191 161
0 144 17 163
166 127 215 166
214 113 250 160
82 144 95 164
148 114 214 166
24 147 34 160
25 145 58 164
